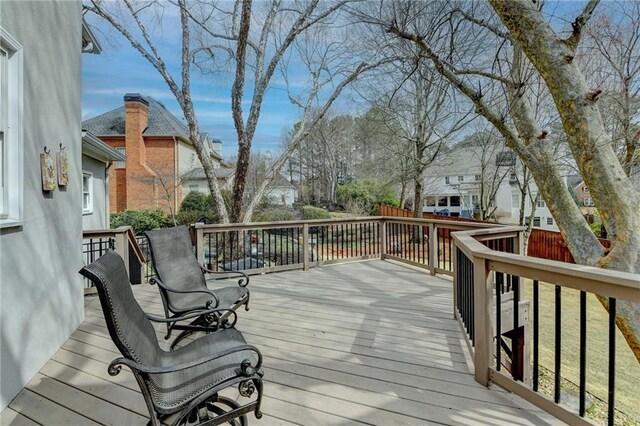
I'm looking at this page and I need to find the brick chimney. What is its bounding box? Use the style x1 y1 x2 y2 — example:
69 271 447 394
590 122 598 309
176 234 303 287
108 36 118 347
124 93 149 165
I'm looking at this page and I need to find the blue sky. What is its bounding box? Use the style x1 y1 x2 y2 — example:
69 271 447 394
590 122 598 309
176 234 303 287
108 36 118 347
82 15 304 160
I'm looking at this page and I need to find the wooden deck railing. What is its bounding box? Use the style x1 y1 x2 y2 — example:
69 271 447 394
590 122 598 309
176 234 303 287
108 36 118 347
82 226 146 293
83 216 638 424
452 227 640 425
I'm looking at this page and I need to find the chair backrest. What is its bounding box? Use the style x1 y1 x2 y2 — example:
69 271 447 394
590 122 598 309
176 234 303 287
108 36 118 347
144 226 206 293
80 250 160 366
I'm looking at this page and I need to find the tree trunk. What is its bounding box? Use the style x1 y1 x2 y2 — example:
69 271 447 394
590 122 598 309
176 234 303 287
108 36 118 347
490 0 640 361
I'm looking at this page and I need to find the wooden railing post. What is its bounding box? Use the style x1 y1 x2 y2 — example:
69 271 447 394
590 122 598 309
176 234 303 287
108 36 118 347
473 256 493 386
195 223 205 266
113 226 130 277
380 219 387 259
303 223 309 271
452 238 458 320
428 223 437 275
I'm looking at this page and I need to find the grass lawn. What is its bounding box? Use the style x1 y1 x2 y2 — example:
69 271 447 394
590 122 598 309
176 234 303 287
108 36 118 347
523 280 639 425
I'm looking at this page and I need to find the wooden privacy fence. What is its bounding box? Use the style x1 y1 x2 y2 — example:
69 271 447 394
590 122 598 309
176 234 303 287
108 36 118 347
378 204 612 264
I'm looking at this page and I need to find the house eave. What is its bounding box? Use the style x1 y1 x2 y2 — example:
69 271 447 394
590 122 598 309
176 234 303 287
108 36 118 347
82 20 102 54
82 131 125 163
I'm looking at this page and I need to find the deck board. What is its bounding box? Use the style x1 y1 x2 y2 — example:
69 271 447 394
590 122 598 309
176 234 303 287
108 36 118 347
4 260 561 425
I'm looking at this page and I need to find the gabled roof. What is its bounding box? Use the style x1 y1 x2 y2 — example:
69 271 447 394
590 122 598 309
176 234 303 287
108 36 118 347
272 173 295 188
182 167 235 180
82 96 190 138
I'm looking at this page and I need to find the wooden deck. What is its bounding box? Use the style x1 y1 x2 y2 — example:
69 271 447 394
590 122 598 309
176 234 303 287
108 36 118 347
1 260 559 425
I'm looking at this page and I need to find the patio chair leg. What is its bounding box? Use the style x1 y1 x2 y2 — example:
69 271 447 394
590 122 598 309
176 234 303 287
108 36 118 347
169 329 194 351
244 293 251 312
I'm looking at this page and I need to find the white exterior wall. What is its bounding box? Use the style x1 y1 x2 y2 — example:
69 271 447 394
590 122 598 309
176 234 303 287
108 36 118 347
422 149 561 230
0 0 84 410
177 139 199 175
268 187 296 207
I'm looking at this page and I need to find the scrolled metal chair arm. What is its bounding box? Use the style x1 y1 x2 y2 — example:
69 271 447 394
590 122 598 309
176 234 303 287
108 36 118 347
201 267 250 288
150 276 220 308
107 345 263 376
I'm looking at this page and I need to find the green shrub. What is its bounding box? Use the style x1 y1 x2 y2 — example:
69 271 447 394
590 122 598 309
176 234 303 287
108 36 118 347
176 191 231 225
110 209 172 234
302 205 331 220
336 179 399 214
254 208 294 222
590 222 602 236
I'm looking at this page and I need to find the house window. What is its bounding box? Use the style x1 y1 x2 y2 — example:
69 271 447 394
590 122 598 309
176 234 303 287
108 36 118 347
458 176 464 182
437 196 447 207
450 196 461 206
533 217 541 227
445 176 450 185
537 198 546 208
82 172 93 214
115 147 126 168
511 193 519 208
471 194 479 207
547 217 553 225
584 198 594 206
474 175 480 182
583 186 589 193
0 29 24 227
426 196 436 207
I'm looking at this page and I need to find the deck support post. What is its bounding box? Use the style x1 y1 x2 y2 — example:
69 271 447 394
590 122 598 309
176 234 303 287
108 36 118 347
303 223 309 271
473 256 493 386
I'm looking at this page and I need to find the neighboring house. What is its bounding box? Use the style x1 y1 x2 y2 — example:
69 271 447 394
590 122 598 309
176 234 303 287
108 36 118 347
0 2 100 410
572 180 594 207
81 131 126 229
268 174 297 207
182 167 235 197
82 94 225 213
422 145 562 230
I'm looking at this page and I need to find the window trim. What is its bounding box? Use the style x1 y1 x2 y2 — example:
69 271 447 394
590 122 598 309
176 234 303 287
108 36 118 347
82 171 93 214
0 28 24 229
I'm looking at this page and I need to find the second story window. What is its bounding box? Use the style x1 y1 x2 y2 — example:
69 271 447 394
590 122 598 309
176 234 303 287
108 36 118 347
583 186 589 193
458 175 464 182
115 147 126 168
537 198 546 208
82 172 93 214
474 175 480 182
445 176 450 185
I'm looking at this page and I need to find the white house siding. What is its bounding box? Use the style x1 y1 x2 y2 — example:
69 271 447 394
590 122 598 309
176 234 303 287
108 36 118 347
268 187 296 207
0 1 84 410
82 154 109 229
422 147 561 231
177 139 200 175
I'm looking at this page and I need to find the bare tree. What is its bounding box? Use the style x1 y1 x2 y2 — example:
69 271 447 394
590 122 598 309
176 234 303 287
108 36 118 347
583 1 640 176
84 0 230 222
369 0 640 360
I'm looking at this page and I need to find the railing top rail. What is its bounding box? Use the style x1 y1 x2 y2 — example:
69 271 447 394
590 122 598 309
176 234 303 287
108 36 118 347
195 216 383 231
382 216 500 229
82 226 145 263
452 228 640 298
194 215 499 232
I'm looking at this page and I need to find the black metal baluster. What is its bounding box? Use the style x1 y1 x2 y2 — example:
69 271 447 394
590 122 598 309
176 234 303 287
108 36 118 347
243 230 247 270
608 298 616 426
554 285 562 404
579 290 587 417
496 271 502 371
533 280 539 392
448 229 452 271
513 275 520 381
236 230 240 271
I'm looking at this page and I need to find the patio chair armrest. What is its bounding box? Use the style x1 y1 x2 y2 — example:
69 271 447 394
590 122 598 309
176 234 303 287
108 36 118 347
146 308 238 329
150 276 220 308
108 345 263 377
201 267 250 288
147 308 238 323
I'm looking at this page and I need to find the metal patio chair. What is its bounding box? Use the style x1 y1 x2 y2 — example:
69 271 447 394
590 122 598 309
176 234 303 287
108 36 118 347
144 226 251 349
80 250 263 426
